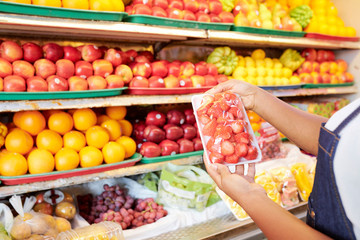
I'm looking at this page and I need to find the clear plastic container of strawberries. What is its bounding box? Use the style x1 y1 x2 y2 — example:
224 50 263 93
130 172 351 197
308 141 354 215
192 91 262 167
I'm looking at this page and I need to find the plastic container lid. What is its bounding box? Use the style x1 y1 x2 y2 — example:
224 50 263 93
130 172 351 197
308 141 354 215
56 221 124 240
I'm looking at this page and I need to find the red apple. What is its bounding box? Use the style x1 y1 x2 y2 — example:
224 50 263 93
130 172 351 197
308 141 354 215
105 75 125 89
310 72 321 84
33 202 54 215
42 43 64 62
134 55 151 64
149 76 165 88
0 41 23 62
172 60 182 66
180 61 195 77
132 62 152 78
133 4 153 15
34 59 57 79
299 73 313 83
299 61 312 74
319 62 330 73
3 75 26 92
192 137 203 151
68 76 88 91
143 125 166 143
56 59 75 79
125 49 138 63
126 6 134 15
153 0 168 9
168 0 184 10
179 77 193 87
320 73 331 84
75 60 93 79
166 8 184 19
47 75 69 91
344 72 354 82
301 48 317 61
317 50 334 63
22 42 43 63
132 0 153 6
336 59 348 73
219 11 234 23
204 74 217 86
190 75 205 87
167 109 186 125
196 12 211 22
140 142 162 158
184 0 199 13
0 58 13 78
87 75 107 90
209 0 222 14
183 10 196 21
159 139 180 156
209 13 222 22
93 59 113 78
206 63 218 76
133 120 147 140
330 75 339 84
151 61 168 78
63 46 82 63
104 48 123 67
12 60 35 79
167 62 181 77
27 76 48 92
181 124 197 140
129 76 149 87
312 62 320 72
164 75 180 88
114 64 133 84
152 6 168 17
177 138 194 153
198 0 209 13
81 45 103 62
336 72 347 83
215 74 228 84
233 0 249 16
195 61 208 76
325 50 335 61
146 110 166 127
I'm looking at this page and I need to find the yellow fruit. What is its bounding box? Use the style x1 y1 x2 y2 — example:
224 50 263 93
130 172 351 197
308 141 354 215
237 56 245 67
327 5 338 16
48 111 74 135
327 25 338 36
102 141 125 164
251 49 266 60
101 119 122 141
5 128 33 155
89 0 112 11
345 27 357 37
111 0 124 11
55 148 80 171
63 131 86 152
27 149 55 174
73 108 97 131
251 122 261 132
32 0 61 7
105 106 127 120
13 110 46 136
119 119 133 137
36 129 63 154
97 115 111 125
290 76 301 84
116 136 136 158
232 66 247 80
79 146 103 168
86 126 110 149
62 0 89 9
0 152 27 176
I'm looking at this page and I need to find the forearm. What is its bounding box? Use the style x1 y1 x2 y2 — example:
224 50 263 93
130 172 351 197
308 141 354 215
236 191 331 240
253 89 327 155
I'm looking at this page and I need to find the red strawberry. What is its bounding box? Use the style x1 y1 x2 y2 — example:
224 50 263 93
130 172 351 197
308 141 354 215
231 120 244 134
224 91 237 101
206 137 215 149
202 119 217 136
207 101 223 118
223 111 234 121
225 154 238 164
216 116 227 124
209 151 224 163
228 106 243 119
199 114 211 125
245 145 258 160
197 95 214 116
214 92 223 101
219 98 230 111
235 142 248 158
214 124 232 139
221 140 235 156
234 132 250 144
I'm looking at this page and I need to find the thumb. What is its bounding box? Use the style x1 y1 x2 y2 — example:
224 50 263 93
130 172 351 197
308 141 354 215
216 164 231 177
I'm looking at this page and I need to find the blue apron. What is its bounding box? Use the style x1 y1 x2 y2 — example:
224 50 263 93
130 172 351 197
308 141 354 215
306 106 360 240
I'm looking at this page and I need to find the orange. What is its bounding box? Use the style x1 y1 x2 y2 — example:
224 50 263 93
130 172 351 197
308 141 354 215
48 111 74 135
247 111 261 123
102 141 125 164
32 0 61 7
110 0 124 11
79 146 103 168
86 126 110 149
2 0 31 4
0 152 27 176
101 119 122 141
116 136 136 158
63 131 86 152
42 109 62 120
36 129 63 154
5 128 34 155
97 115 111 125
105 106 127 120
55 148 80 171
13 110 46 136
73 108 97 131
27 149 55 174
251 122 261 132
62 0 89 10
119 119 133 137
89 0 113 11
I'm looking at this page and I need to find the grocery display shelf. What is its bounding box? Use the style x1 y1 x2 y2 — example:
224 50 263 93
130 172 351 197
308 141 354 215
0 86 356 113
0 155 203 198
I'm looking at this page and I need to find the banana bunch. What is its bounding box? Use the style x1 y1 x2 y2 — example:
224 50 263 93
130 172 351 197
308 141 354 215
290 5 313 29
279 48 305 71
206 46 238 76
0 122 8 148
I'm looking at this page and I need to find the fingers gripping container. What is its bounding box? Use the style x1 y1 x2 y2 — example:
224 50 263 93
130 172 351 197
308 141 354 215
56 221 124 240
192 91 262 170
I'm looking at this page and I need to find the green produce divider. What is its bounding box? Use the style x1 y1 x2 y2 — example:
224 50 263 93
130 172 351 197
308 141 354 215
302 82 355 88
231 25 306 37
141 150 204 164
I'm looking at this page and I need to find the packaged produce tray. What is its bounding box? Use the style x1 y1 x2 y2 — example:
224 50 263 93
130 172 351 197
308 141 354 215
124 15 233 30
305 33 360 42
0 153 142 185
0 1 128 21
302 82 354 88
126 87 211 95
259 84 304 90
231 25 306 37
140 150 204 164
0 87 127 100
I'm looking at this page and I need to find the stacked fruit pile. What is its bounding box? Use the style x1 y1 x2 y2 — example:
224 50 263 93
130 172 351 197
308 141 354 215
134 109 203 158
0 106 136 176
77 184 168 229
125 0 235 23
297 48 354 84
